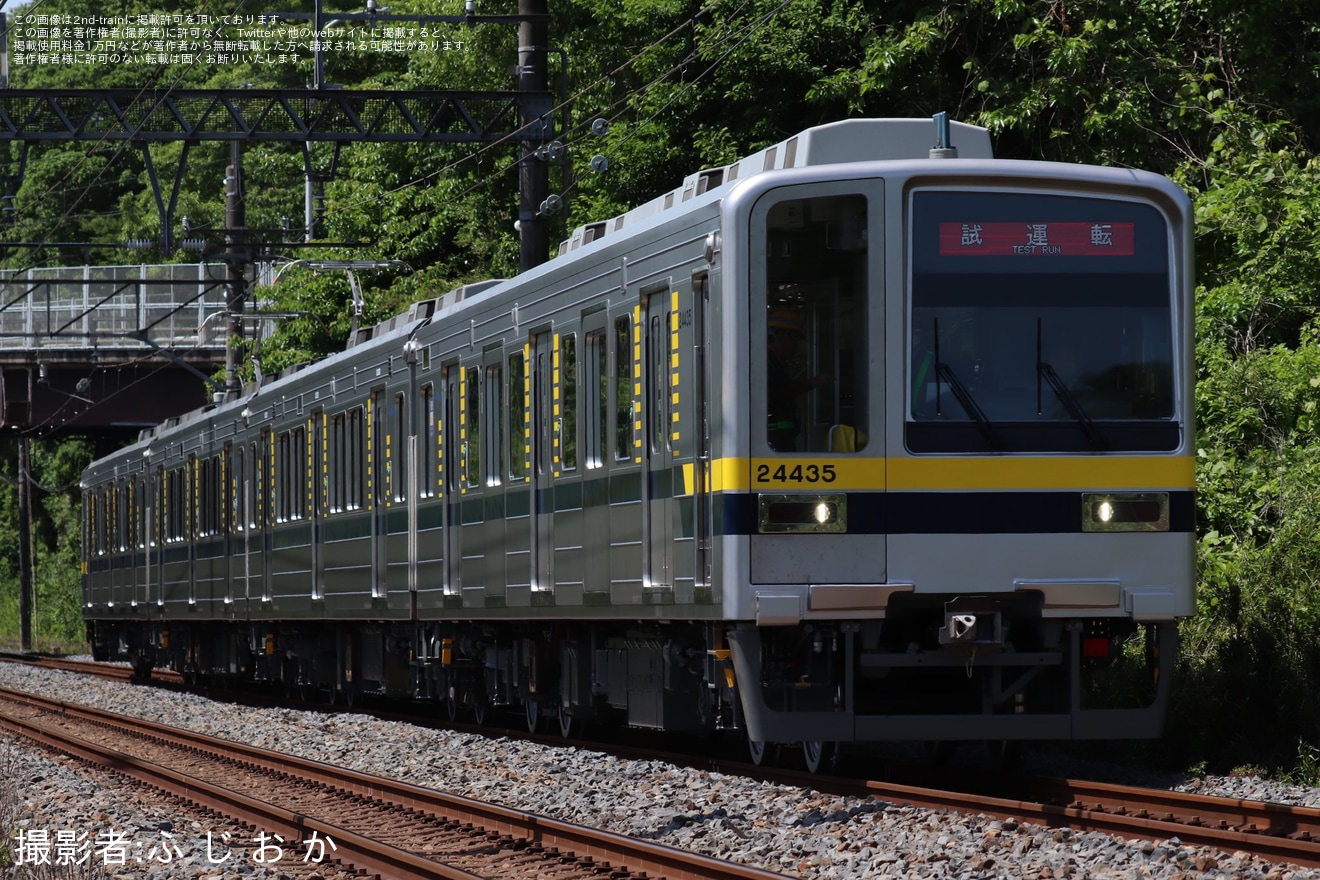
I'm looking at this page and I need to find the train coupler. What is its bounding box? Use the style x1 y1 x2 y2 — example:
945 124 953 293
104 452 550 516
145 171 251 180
937 598 1006 649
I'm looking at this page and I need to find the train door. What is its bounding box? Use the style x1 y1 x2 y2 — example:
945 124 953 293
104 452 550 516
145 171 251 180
480 355 506 602
530 331 554 592
310 409 326 602
749 185 881 586
642 287 674 592
107 483 123 607
504 348 532 594
443 364 461 596
131 477 145 608
582 315 610 596
257 431 272 604
187 454 198 607
227 444 241 614
693 275 712 594
459 364 486 599
235 442 253 610
151 465 164 608
370 389 387 599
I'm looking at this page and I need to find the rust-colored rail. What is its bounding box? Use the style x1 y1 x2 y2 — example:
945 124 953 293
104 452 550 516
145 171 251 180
0 686 786 880
704 758 1320 870
0 652 183 684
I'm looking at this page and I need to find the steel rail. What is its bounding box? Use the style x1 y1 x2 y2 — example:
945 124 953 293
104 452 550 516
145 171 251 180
708 759 1320 870
0 686 787 880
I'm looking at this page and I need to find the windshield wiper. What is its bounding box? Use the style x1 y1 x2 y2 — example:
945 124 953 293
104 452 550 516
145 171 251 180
1037 362 1104 448
936 362 1000 448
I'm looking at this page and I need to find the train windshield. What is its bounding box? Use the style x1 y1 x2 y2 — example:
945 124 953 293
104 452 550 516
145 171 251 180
907 190 1178 453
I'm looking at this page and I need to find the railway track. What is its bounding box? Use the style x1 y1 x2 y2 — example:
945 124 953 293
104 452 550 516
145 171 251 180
0 651 183 684
6 653 1320 873
765 764 1320 870
0 683 786 880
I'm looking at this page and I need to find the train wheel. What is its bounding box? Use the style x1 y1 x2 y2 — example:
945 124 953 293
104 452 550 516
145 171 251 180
446 693 460 722
473 701 490 726
558 711 579 739
747 738 770 766
525 699 541 734
802 740 836 774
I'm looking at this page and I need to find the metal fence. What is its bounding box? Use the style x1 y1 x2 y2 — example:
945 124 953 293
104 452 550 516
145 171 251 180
0 263 237 351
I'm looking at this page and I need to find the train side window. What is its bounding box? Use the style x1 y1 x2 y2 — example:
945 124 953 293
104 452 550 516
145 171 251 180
485 364 504 486
191 463 198 540
134 478 146 549
294 426 307 520
260 433 272 527
445 367 460 493
535 346 549 477
370 392 385 508
196 459 208 535
108 482 120 552
97 489 107 555
126 482 135 550
186 457 198 540
613 316 634 461
214 454 224 535
277 433 290 522
508 352 527 481
249 444 259 529
648 312 666 455
348 408 363 510
559 333 577 471
466 367 481 488
420 385 436 498
213 455 223 535
165 469 175 541
330 413 345 512
176 466 186 541
231 448 243 533
123 482 133 552
204 455 220 536
394 392 407 503
277 430 306 521
585 330 606 468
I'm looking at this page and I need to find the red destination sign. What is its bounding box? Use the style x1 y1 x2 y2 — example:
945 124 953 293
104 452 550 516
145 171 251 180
939 221 1136 256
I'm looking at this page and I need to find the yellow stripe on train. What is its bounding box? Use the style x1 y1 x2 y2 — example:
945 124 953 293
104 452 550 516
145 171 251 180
701 456 1195 493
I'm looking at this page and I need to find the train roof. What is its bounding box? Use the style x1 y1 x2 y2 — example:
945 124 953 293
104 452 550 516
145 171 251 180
556 116 992 256
350 117 991 355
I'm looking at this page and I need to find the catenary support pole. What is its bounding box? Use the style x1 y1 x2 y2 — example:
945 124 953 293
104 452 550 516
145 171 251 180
18 433 33 651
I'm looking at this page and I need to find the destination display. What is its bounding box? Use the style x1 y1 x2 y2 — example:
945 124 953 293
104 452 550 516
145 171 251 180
938 221 1136 257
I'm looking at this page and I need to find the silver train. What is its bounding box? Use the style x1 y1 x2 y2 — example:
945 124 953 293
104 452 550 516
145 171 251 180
83 116 1195 769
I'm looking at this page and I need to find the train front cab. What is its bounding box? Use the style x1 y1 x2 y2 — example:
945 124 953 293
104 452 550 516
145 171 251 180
723 164 1194 750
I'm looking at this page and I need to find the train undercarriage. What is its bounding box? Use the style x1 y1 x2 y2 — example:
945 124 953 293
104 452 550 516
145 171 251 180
87 596 1175 768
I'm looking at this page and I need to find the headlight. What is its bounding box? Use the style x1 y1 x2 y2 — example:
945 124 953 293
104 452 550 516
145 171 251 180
758 494 847 533
1082 492 1169 532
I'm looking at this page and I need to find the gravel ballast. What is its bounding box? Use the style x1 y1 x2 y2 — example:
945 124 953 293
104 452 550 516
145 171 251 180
1 663 1316 880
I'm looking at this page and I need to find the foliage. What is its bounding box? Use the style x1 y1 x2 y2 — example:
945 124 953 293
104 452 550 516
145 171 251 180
0 437 103 650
